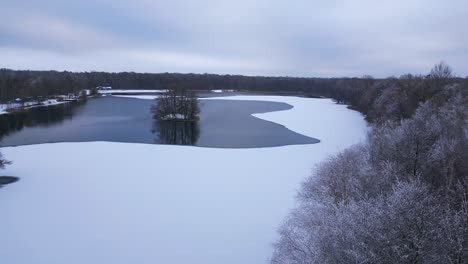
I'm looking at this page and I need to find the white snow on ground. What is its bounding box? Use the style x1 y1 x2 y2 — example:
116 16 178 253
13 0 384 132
98 89 168 94
0 96 367 264
113 94 159 100
36 99 68 107
100 89 235 94
210 89 234 93
0 104 8 114
161 113 189 120
0 99 69 114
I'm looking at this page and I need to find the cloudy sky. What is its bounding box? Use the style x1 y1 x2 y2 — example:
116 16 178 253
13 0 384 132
1 0 467 77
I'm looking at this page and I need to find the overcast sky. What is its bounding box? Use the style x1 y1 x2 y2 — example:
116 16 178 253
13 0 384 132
1 0 467 77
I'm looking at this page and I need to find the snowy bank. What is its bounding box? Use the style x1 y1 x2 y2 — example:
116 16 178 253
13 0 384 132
0 95 367 264
0 99 69 115
113 94 159 100
98 89 168 94
211 89 235 93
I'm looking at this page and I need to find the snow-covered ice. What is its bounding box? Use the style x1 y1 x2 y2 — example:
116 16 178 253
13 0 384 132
113 94 159 100
0 96 367 264
210 89 235 93
98 89 168 94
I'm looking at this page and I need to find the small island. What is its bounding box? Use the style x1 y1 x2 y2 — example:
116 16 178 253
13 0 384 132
152 85 200 121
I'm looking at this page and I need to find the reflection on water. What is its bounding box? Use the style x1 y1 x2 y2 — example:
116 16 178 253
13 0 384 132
152 120 200 145
0 102 81 139
0 97 319 148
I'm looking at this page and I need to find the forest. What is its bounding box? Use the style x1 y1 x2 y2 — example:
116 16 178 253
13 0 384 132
2 67 466 123
271 63 467 263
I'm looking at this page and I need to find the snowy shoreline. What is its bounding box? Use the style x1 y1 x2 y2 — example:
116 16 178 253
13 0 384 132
97 89 168 94
0 95 367 264
0 99 71 115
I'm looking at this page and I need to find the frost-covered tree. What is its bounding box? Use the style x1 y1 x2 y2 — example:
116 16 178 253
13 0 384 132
272 82 467 264
368 91 467 190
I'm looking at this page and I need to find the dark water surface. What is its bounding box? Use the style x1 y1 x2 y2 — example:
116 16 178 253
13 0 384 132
0 97 319 148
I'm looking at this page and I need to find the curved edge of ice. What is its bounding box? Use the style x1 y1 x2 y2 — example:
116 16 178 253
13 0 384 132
113 94 367 143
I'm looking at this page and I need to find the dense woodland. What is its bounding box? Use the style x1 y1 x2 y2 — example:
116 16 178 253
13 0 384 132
0 68 330 101
272 63 467 263
1 67 466 123
0 63 467 262
0 65 466 138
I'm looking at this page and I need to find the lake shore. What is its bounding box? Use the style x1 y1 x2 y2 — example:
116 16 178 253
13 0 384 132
0 95 367 264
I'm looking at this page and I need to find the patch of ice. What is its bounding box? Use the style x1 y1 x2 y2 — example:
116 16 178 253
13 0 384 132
113 95 159 100
211 89 235 93
98 89 168 94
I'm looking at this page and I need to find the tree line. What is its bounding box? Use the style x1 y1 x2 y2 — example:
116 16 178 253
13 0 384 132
2 67 466 122
271 63 467 263
0 68 327 102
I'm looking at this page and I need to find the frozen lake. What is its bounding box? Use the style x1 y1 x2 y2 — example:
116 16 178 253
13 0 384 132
0 95 367 264
0 96 318 148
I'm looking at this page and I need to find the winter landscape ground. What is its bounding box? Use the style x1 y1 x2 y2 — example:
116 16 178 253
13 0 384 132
0 95 367 264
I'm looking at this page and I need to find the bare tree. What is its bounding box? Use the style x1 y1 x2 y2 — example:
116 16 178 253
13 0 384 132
152 84 200 121
430 61 453 80
428 61 455 91
0 152 11 169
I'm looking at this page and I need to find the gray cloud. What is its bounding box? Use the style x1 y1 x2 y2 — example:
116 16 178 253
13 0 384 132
0 0 467 77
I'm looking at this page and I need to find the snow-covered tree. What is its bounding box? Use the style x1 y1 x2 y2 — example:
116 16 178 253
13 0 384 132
272 81 467 264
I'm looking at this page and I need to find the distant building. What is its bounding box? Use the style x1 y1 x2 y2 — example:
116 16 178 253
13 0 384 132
96 86 112 90
80 89 91 96
63 93 78 101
